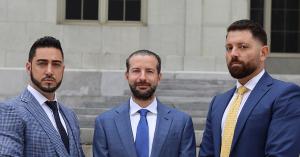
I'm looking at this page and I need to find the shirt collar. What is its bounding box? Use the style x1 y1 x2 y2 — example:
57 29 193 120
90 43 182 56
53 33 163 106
27 85 58 105
236 69 265 91
129 97 158 115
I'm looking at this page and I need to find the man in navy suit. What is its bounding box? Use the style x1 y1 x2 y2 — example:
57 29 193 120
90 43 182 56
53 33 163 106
199 19 300 157
93 50 196 157
0 36 84 157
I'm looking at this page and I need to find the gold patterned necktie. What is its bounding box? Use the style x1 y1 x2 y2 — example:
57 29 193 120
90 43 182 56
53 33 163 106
220 86 248 157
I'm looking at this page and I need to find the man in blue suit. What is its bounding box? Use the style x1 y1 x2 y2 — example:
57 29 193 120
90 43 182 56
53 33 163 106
199 19 300 157
0 36 84 157
93 50 196 157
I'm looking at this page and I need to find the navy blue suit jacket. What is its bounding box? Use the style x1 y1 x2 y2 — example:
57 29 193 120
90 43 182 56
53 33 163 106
199 72 300 157
93 100 196 157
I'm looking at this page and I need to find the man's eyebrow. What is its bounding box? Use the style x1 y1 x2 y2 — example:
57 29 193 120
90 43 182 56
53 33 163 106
52 60 63 63
36 59 63 63
36 59 48 62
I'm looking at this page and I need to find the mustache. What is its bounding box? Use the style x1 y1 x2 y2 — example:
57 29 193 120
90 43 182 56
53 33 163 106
135 81 151 86
42 76 55 81
230 57 243 65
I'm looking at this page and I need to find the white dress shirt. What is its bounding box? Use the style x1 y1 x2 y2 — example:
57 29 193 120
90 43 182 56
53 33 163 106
221 69 265 133
27 85 68 134
130 97 157 157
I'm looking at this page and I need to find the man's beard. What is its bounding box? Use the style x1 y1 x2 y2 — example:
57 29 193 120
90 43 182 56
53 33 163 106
30 71 62 93
129 82 157 100
227 57 257 79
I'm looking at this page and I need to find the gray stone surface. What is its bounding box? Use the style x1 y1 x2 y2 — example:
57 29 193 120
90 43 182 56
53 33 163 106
0 0 298 74
183 55 216 71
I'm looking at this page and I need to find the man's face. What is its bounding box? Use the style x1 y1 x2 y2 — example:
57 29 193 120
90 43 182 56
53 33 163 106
26 47 65 94
126 55 161 100
225 30 267 79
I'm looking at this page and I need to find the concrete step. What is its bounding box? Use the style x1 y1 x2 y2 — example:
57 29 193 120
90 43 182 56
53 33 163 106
185 110 208 118
158 79 234 91
73 107 109 116
192 117 206 130
155 89 219 97
78 115 97 128
159 96 211 110
61 96 129 108
61 96 107 108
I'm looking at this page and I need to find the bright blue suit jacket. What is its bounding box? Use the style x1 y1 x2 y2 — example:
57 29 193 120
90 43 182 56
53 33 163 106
199 72 300 157
0 89 85 157
93 100 196 157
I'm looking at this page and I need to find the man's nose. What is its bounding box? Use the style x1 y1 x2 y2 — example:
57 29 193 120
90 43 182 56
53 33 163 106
139 71 146 80
45 64 53 75
231 47 240 57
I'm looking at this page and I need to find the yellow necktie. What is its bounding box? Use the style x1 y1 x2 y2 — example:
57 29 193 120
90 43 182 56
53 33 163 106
220 86 248 157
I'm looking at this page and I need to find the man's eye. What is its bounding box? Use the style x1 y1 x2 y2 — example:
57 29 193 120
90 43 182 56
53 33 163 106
240 44 248 49
225 47 232 51
147 70 154 74
132 70 140 73
146 69 153 72
53 63 62 67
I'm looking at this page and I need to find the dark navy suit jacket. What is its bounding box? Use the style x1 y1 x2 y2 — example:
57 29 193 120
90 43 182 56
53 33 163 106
93 100 196 157
199 72 300 157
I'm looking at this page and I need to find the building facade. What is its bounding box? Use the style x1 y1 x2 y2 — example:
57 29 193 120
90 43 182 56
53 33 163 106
1 0 298 74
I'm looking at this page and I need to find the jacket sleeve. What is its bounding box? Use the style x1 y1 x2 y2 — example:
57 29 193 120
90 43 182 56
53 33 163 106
265 84 300 156
71 110 86 157
199 97 216 157
0 103 24 157
179 115 196 157
93 116 109 157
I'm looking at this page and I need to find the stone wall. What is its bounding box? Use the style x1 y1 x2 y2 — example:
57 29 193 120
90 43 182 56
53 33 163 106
0 0 250 72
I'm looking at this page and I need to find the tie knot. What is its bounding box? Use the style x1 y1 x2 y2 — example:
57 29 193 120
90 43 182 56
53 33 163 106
45 101 58 112
139 109 149 117
237 86 248 95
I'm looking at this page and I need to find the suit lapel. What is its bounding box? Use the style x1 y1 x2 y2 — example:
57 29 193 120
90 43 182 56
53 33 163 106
213 88 235 155
231 73 273 150
60 105 81 157
150 101 173 157
21 89 70 157
114 102 137 157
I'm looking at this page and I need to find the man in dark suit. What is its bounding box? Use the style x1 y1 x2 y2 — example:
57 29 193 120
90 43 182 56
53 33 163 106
0 36 84 157
93 50 196 157
199 19 300 157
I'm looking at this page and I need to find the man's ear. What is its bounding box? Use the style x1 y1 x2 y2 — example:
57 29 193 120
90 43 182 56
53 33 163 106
260 45 269 61
158 73 162 84
62 64 65 72
125 72 129 81
25 62 31 72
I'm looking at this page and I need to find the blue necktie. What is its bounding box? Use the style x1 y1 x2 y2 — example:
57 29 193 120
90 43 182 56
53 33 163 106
135 109 149 157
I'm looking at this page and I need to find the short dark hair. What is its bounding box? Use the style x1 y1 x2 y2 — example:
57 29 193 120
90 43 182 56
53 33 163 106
126 50 161 74
227 19 267 45
28 36 64 62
